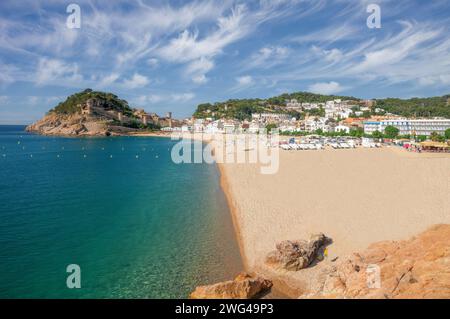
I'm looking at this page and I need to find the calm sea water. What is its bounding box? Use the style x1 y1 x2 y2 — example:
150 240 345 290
0 125 242 298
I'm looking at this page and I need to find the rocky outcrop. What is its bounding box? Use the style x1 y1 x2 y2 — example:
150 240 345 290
266 233 331 271
26 112 111 136
26 96 141 136
190 273 273 299
304 225 450 299
27 90 176 136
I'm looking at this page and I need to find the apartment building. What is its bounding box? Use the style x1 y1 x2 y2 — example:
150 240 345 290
364 119 450 136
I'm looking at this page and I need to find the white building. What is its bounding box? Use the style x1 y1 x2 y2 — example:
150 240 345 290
194 123 204 133
363 119 450 136
249 122 264 134
286 99 302 110
334 125 350 134
181 125 192 132
252 113 290 123
379 119 411 136
279 125 299 133
363 121 382 135
408 119 450 136
205 120 224 134
223 121 238 134
338 109 352 119
305 117 330 132
302 103 320 110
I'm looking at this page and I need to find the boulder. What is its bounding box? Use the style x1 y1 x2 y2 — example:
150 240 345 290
190 273 272 299
266 233 331 271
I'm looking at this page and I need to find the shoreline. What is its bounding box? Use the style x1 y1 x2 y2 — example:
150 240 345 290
218 161 293 298
217 162 250 271
217 160 304 298
25 130 174 138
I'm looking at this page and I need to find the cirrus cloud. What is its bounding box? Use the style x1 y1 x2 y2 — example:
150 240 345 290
308 81 346 95
122 73 150 89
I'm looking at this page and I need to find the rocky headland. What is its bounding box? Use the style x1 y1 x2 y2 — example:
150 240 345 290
26 89 174 136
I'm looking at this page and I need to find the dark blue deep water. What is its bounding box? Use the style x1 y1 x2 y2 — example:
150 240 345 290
0 125 242 298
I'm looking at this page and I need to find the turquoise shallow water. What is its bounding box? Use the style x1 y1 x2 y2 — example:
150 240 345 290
0 125 242 298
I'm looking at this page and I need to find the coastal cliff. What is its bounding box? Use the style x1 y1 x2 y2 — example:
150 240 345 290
27 111 124 136
26 89 167 136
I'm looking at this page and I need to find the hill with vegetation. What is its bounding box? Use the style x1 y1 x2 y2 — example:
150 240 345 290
193 91 450 120
265 92 359 105
193 92 359 120
27 89 160 136
50 89 134 117
375 95 450 118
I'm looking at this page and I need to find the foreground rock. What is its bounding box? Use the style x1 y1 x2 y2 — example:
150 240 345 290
305 224 450 299
265 233 331 271
190 273 273 299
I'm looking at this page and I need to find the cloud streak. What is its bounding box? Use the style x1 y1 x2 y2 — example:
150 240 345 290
308 81 346 95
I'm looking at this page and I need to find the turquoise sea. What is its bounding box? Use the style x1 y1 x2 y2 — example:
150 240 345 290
0 125 242 298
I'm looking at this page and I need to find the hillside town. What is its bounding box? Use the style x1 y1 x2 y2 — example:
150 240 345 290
157 98 450 153
165 98 450 136
26 89 450 152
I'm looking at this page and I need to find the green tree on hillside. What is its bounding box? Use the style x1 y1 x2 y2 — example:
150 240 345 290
314 128 324 135
430 132 445 142
375 95 450 118
349 128 364 137
372 130 384 139
417 135 427 142
384 125 400 139
445 128 450 140
265 124 278 133
50 89 133 116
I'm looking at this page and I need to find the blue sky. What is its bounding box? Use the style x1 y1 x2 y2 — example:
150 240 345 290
0 0 449 124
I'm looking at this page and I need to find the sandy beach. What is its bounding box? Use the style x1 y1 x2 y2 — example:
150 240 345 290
218 147 450 296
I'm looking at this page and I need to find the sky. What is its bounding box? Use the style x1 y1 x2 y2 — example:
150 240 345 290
0 0 449 124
